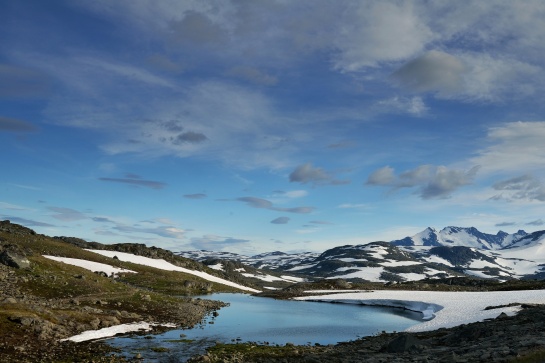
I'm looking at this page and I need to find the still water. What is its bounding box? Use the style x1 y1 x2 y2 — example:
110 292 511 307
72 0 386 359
110 293 423 362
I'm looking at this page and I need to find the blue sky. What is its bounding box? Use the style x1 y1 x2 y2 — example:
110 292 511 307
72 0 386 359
2 1 545 254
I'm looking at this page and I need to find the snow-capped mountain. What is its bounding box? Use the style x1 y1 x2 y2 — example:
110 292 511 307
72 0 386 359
178 227 545 283
177 250 319 270
391 226 528 250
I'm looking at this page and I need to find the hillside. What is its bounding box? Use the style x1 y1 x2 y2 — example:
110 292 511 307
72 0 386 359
0 220 257 362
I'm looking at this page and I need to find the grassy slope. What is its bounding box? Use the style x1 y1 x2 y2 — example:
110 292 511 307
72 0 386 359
0 221 249 362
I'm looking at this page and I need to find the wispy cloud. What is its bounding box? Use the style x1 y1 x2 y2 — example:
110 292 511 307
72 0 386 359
0 116 37 133
491 175 545 202
495 221 516 227
48 207 87 221
189 234 250 251
1 216 54 227
289 163 350 186
99 174 167 190
184 193 207 199
0 202 31 211
0 63 50 98
113 224 185 239
236 197 314 214
337 203 369 209
270 217 290 224
309 220 334 225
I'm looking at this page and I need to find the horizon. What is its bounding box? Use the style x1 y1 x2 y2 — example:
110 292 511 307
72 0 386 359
1 218 536 255
2 1 545 255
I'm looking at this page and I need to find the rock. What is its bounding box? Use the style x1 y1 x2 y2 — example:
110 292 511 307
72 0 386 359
89 318 100 329
385 334 422 353
9 315 35 326
0 250 30 269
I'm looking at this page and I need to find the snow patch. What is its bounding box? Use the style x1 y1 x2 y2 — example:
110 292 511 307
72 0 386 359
208 263 224 271
43 255 135 276
61 321 176 342
86 250 260 293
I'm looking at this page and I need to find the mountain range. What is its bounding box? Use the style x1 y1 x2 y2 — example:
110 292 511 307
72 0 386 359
178 226 545 284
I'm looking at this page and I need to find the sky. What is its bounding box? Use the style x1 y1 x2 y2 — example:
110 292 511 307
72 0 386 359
2 0 545 255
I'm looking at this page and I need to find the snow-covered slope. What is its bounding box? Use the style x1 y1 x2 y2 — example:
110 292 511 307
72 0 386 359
85 249 260 293
391 227 527 250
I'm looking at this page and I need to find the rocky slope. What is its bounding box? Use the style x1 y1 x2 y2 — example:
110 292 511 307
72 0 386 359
0 220 234 362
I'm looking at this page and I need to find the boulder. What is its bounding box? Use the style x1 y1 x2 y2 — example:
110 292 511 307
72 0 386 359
0 250 30 269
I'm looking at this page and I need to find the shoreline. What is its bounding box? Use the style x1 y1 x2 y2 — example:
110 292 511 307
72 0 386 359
189 298 545 362
295 289 545 332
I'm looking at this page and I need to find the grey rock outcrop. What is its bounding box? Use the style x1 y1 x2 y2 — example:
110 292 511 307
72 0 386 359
0 250 30 269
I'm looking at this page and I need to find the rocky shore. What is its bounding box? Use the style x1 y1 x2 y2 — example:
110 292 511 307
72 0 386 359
189 303 545 363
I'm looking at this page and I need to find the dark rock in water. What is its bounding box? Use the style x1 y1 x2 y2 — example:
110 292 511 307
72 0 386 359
0 250 30 269
385 334 422 353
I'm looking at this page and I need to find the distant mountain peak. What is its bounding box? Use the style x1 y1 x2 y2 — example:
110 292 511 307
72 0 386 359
391 226 527 250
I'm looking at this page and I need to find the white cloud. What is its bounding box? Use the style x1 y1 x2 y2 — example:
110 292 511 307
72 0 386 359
332 2 434 71
458 53 540 101
471 122 545 175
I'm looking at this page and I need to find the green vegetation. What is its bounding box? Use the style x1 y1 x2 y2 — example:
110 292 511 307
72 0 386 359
0 220 236 362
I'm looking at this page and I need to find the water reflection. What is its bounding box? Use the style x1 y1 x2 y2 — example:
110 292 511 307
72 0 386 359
110 293 423 362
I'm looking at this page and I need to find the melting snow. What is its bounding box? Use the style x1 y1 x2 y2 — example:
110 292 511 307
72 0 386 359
297 289 545 332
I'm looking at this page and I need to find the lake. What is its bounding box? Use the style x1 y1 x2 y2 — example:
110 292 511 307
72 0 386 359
110 293 423 362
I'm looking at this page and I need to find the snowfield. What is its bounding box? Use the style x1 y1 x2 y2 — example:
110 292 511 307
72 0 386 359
296 289 545 332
